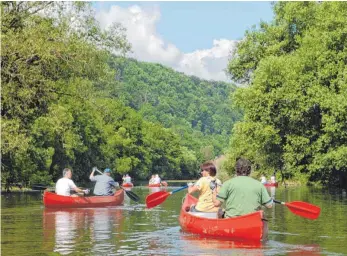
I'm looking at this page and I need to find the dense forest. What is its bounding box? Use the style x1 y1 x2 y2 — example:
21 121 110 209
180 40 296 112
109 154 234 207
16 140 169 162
109 57 241 159
224 2 347 188
1 2 240 188
2 1 346 189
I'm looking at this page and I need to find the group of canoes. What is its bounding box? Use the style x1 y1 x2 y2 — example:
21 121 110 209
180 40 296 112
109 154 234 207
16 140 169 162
121 174 169 188
260 174 278 187
42 165 277 242
43 188 266 241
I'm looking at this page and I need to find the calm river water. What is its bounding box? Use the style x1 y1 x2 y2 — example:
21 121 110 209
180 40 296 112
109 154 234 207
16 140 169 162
1 185 347 255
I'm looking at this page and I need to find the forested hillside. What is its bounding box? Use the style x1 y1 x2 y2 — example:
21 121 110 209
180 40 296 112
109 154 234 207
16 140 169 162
1 2 240 188
109 58 241 160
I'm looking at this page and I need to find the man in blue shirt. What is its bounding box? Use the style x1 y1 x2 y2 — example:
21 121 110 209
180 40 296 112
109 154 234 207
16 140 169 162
89 167 119 196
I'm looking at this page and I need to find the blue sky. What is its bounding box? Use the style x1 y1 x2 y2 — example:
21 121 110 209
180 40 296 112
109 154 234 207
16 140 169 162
93 1 274 81
94 1 274 52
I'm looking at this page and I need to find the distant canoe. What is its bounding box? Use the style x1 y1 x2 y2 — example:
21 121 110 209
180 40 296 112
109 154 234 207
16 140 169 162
148 183 161 187
43 190 124 208
148 182 168 187
122 183 134 188
264 182 278 187
179 193 267 241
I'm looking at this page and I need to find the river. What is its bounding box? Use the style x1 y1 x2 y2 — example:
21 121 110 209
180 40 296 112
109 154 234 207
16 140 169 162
1 185 347 255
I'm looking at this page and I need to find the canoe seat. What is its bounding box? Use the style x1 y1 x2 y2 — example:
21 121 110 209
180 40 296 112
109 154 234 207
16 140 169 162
188 211 218 219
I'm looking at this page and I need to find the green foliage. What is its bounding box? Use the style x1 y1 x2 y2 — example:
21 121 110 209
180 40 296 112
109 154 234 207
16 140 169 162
227 2 347 188
109 57 242 161
1 1 242 188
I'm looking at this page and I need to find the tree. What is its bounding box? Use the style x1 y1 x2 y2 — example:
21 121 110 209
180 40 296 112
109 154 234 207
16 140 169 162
227 2 347 188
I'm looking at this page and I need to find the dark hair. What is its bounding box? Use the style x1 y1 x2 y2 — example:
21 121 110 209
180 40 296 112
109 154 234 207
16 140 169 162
200 161 217 177
63 168 71 176
235 158 252 176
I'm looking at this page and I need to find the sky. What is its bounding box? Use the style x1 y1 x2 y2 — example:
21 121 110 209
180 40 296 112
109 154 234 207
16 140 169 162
93 1 274 82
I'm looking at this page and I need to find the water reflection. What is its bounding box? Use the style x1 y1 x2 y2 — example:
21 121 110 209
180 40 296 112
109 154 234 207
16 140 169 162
269 187 276 198
180 234 264 256
43 207 124 255
2 186 347 255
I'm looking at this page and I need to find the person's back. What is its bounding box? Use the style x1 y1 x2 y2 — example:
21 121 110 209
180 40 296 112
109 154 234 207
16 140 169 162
260 175 267 184
92 174 118 195
55 168 86 196
125 175 131 183
213 158 273 218
154 175 161 184
217 176 271 217
188 161 221 213
270 175 276 184
56 177 75 196
90 168 118 196
195 176 221 213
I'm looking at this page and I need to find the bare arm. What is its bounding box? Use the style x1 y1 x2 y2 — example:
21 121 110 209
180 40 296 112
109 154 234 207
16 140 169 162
89 169 96 180
73 187 85 193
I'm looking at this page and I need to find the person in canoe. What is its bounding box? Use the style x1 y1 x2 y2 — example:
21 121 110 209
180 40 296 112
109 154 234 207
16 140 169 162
187 161 222 213
149 175 155 185
154 174 161 184
270 172 276 184
212 157 273 218
89 167 119 196
260 174 267 184
55 168 89 197
124 174 132 184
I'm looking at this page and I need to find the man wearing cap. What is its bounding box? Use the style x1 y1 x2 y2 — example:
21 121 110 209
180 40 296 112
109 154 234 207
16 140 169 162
89 167 119 196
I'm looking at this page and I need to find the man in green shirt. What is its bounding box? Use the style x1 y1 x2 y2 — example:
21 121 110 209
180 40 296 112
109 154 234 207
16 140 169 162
212 158 273 218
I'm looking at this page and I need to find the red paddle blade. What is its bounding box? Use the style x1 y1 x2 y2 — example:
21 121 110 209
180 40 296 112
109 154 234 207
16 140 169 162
285 201 321 220
146 191 170 209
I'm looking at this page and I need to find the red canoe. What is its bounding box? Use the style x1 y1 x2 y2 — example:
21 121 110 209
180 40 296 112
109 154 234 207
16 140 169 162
264 182 278 187
43 190 124 208
179 193 267 241
148 182 168 187
148 183 161 187
122 183 134 187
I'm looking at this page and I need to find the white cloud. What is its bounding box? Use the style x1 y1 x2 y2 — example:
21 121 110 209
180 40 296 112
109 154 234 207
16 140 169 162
95 5 237 82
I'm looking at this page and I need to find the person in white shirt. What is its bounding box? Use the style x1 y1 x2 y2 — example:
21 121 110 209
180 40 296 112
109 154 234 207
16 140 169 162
270 174 276 184
260 175 267 184
149 175 155 184
55 168 87 196
124 174 132 183
154 174 161 184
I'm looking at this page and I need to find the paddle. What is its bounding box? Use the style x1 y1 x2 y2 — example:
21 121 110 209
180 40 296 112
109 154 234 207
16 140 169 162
146 185 188 209
31 184 54 191
94 168 140 202
273 199 321 220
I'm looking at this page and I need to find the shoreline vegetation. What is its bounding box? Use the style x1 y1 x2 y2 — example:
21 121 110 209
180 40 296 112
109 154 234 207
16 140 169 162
0 179 313 193
2 2 347 190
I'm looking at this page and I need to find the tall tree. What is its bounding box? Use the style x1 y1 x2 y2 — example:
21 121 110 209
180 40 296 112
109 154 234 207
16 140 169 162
227 2 347 188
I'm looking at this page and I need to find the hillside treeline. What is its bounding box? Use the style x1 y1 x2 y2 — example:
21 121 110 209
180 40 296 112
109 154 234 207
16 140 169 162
1 2 240 187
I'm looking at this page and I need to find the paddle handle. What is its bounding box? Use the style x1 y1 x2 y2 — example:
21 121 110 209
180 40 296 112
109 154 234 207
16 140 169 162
273 199 285 205
95 168 103 175
170 185 188 194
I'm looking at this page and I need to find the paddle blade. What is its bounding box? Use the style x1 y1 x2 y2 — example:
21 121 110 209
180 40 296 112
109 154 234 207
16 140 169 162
285 201 321 220
32 184 51 190
146 191 170 209
124 189 140 202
